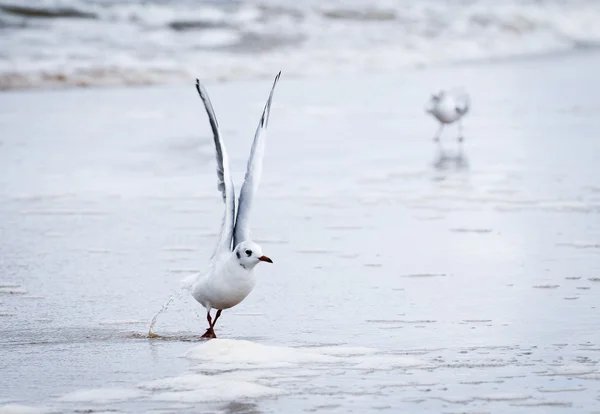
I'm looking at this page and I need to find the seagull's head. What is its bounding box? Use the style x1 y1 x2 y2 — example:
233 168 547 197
430 90 445 103
426 91 443 113
234 241 273 270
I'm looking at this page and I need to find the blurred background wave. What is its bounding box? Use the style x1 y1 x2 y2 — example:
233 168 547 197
1 0 599 90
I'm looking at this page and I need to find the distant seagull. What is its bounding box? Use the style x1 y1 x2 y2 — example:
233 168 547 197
426 89 470 143
188 72 281 339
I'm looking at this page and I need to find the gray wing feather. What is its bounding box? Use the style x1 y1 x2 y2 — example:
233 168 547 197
452 89 470 115
233 71 281 249
195 80 236 257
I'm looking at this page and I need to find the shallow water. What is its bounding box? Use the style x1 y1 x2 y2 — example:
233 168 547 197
1 51 600 413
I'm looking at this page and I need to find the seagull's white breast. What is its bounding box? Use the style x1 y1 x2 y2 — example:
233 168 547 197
432 96 462 124
191 253 256 310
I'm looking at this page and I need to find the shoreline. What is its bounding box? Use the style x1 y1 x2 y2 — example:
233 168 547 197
2 47 599 94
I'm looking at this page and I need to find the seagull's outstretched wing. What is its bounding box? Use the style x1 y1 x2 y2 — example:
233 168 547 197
425 94 437 114
233 71 281 249
195 80 236 258
452 89 470 116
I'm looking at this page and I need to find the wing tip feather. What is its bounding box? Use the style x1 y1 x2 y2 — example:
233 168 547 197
259 70 282 128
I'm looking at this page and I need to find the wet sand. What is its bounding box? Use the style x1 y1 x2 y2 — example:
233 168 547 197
1 51 600 413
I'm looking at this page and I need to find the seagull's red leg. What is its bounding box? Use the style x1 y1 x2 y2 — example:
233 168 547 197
201 310 216 339
434 123 444 142
210 310 223 329
200 309 222 339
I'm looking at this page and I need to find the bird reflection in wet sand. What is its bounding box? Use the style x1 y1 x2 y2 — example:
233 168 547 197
221 401 262 414
426 88 470 145
433 147 469 172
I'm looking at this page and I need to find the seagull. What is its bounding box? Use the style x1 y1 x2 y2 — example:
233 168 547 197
189 72 281 339
425 89 470 143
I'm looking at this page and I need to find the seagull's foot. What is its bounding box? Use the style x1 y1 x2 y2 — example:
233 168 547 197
457 136 464 143
201 327 217 339
433 137 440 142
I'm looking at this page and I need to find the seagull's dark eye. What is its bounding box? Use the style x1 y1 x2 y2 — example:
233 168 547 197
245 249 252 256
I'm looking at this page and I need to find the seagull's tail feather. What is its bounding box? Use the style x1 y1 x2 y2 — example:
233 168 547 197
180 273 197 291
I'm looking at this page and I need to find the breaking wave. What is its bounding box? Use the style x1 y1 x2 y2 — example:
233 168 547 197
1 0 599 90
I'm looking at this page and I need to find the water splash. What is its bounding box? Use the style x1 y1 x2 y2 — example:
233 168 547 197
147 293 179 338
147 271 199 337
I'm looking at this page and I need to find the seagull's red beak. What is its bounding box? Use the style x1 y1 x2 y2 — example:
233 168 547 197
258 255 273 263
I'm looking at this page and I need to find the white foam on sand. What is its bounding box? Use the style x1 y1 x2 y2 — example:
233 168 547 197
185 339 428 374
550 365 597 376
305 346 378 357
48 340 433 409
184 339 337 369
138 341 369 403
173 340 427 400
0 405 46 414
57 388 145 403
538 386 586 393
216 368 322 384
46 341 391 409
351 355 427 370
437 396 474 404
475 393 531 401
142 374 282 403
511 400 573 407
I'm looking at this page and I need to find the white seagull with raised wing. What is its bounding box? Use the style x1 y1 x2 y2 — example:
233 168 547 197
190 72 281 339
